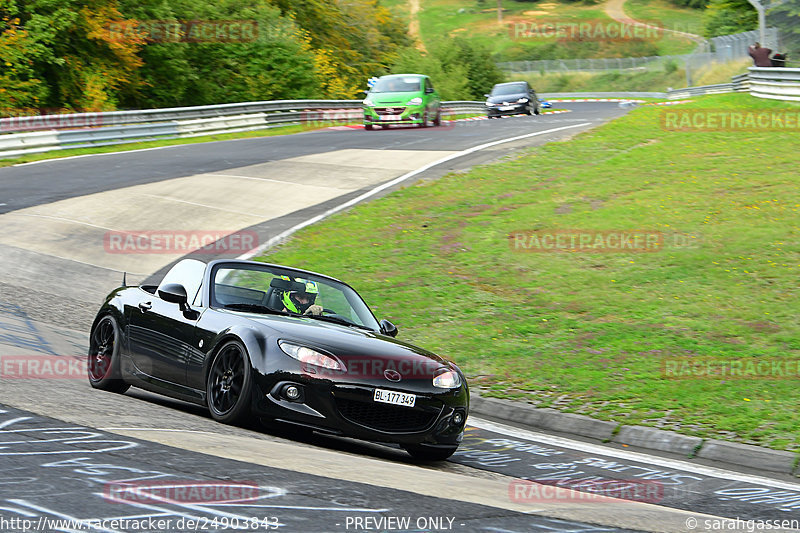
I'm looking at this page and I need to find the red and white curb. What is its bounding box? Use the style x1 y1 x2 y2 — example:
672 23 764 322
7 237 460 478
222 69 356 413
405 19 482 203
548 98 646 103
645 99 694 106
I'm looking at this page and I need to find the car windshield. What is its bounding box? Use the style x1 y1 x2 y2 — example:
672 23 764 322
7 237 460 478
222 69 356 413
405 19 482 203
370 76 422 93
211 263 380 330
491 84 527 96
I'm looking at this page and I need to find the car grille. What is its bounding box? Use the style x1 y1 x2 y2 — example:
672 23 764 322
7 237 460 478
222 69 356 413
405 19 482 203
374 107 405 116
335 397 438 433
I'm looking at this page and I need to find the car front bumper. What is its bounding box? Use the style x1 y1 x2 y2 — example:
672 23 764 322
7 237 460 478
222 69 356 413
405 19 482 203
487 103 530 116
251 371 468 447
364 105 426 125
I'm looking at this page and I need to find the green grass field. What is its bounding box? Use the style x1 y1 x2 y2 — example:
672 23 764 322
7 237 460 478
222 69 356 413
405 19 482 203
625 0 703 38
258 93 800 451
414 0 699 60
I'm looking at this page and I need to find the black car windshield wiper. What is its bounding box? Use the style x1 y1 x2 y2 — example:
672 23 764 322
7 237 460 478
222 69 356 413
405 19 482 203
222 303 288 316
302 313 374 331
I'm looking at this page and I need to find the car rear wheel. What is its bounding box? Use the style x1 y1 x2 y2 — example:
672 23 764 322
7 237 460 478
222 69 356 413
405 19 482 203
207 339 253 424
88 315 130 393
404 444 458 461
365 124 373 130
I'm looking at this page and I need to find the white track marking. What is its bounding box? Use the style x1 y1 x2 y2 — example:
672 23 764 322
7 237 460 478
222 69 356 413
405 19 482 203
205 173 300 185
8 499 123 532
137 193 267 217
6 212 118 232
469 417 800 492
237 123 592 259
11 145 174 167
0 417 31 429
0 246 147 276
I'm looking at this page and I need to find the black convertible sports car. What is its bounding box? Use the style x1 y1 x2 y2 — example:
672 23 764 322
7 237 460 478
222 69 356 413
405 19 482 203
88 259 469 460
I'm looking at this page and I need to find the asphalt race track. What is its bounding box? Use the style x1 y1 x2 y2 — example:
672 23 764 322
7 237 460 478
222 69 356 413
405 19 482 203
2 103 800 533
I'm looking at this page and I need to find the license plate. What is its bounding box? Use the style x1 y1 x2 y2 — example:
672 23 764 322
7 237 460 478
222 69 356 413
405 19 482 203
374 388 416 407
381 115 402 121
499 105 515 111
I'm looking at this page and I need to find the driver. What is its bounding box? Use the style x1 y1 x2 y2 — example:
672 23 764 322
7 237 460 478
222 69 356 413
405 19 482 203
282 279 323 316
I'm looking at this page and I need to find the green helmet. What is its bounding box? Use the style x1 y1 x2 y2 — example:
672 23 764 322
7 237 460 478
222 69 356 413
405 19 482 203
282 278 318 313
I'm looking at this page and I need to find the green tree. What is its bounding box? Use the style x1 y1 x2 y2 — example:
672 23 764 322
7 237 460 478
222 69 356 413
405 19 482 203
704 0 757 38
20 0 144 110
768 0 800 59
391 38 504 100
0 0 49 112
268 0 410 97
391 46 470 100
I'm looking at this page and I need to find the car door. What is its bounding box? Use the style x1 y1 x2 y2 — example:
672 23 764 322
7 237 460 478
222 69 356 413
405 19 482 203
425 78 440 117
127 293 199 385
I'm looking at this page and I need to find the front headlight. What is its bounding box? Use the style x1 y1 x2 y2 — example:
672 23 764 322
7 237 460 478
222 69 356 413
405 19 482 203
486 102 496 107
406 97 422 106
279 341 342 370
517 97 529 103
363 99 376 107
433 368 462 388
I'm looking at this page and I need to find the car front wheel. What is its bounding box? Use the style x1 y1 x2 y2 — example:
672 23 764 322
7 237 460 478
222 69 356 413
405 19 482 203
88 315 130 393
207 339 253 424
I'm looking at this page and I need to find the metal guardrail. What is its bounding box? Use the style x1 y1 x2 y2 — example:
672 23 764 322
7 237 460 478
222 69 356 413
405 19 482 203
0 101 488 159
731 73 750 92
666 83 736 99
748 67 800 101
664 68 800 100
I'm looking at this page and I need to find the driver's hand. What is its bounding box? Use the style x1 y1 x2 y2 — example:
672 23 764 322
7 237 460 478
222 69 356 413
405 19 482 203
304 305 323 316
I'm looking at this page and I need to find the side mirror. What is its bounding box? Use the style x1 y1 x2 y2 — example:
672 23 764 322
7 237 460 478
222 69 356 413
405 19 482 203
484 94 490 98
379 319 398 338
425 87 434 94
159 283 188 307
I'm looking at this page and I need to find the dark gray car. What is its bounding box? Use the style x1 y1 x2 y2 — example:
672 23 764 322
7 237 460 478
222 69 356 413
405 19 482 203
485 81 541 118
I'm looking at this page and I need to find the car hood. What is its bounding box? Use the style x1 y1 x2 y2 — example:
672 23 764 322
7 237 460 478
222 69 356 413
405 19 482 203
236 312 454 375
487 92 528 104
365 92 422 106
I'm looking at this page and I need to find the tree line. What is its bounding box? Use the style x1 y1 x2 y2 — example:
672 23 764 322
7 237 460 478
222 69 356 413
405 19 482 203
0 0 506 115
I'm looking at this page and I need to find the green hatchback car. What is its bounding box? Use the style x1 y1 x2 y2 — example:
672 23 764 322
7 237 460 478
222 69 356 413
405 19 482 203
363 74 442 130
